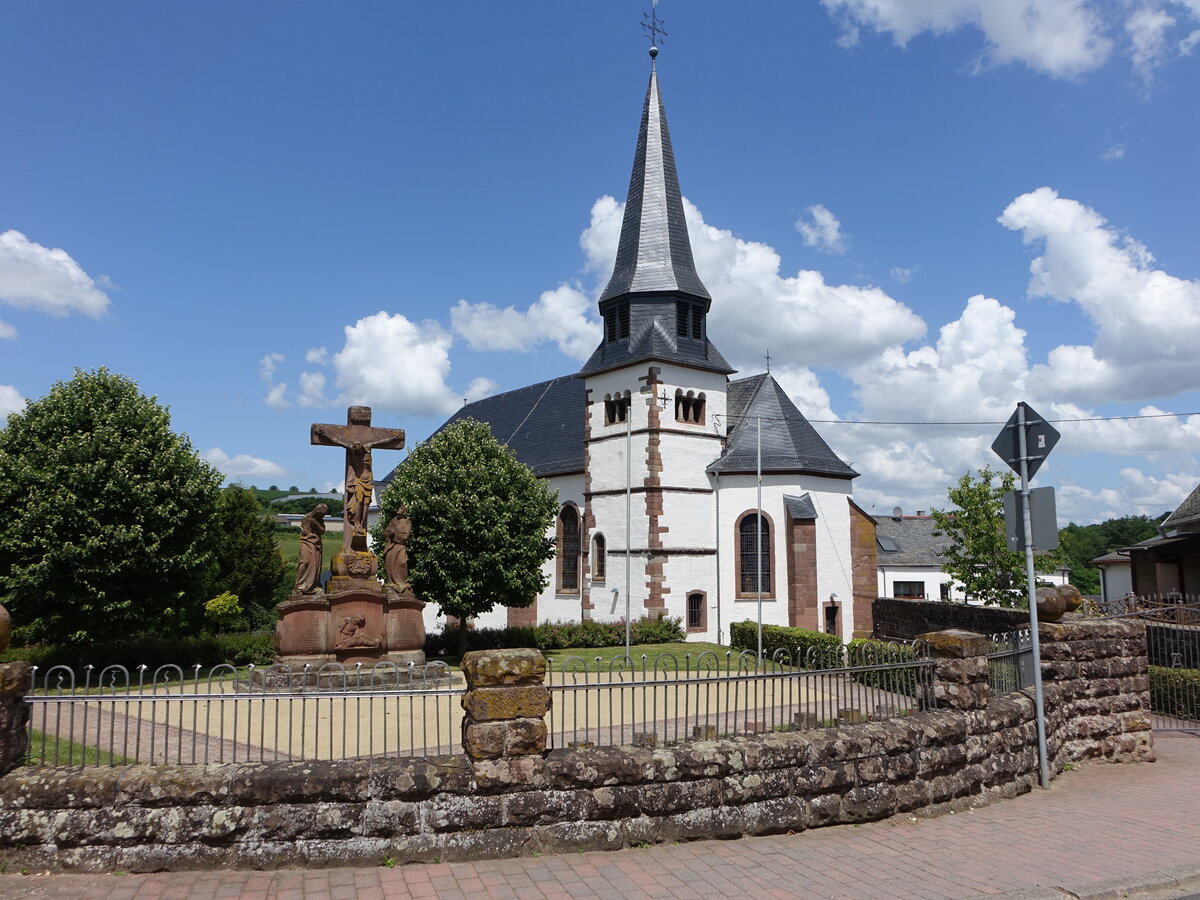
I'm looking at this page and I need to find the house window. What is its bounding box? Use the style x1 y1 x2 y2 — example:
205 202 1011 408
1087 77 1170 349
557 505 581 594
592 533 606 583
686 590 706 632
893 581 925 599
939 582 951 601
736 511 774 597
674 390 706 424
604 391 630 426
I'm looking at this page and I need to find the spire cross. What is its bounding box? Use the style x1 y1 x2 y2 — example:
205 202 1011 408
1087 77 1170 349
642 5 668 49
765 350 772 373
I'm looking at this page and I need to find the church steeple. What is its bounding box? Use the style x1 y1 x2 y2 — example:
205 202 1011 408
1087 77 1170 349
580 45 732 378
598 58 710 303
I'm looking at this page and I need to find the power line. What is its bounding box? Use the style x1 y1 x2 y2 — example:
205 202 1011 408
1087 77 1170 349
802 410 1200 427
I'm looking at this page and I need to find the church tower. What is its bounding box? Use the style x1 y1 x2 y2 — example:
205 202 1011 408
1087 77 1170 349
578 44 734 624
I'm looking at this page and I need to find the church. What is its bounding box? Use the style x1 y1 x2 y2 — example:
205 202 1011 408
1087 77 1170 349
399 46 877 644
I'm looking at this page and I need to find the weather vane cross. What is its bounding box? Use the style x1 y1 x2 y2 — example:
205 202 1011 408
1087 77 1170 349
642 3 667 49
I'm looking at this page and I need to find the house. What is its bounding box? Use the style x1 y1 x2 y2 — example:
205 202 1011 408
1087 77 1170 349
1089 551 1133 604
875 511 1069 604
384 48 877 643
1125 483 1200 598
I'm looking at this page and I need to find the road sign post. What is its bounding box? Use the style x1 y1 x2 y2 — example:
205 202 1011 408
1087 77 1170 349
994 401 1060 790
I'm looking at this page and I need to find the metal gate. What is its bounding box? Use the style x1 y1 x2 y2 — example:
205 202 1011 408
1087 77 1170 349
1146 618 1200 733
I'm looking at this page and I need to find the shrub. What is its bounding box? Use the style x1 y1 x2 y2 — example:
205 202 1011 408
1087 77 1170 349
729 620 840 665
0 632 276 674
1149 665 1200 721
204 592 246 632
421 617 685 656
846 637 920 693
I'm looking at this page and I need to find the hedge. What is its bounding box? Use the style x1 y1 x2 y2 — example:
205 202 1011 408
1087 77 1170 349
728 620 840 665
1149 665 1200 721
424 617 686 656
0 632 276 673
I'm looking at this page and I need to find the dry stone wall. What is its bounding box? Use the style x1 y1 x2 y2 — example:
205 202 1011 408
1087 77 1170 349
0 618 1151 873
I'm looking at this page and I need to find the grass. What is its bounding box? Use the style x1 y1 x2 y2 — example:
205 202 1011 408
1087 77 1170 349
274 527 343 572
24 730 131 766
542 641 732 667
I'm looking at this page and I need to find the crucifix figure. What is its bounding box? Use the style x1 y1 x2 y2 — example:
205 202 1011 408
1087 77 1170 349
311 406 405 553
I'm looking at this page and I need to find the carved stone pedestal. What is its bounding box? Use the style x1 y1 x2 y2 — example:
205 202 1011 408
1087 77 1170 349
275 583 426 669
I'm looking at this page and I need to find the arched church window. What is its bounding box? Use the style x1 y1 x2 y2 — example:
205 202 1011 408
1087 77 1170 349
736 511 774 597
686 590 706 631
604 391 631 426
592 533 606 583
557 505 581 594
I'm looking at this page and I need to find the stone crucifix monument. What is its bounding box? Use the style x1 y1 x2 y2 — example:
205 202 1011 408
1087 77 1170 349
274 406 426 669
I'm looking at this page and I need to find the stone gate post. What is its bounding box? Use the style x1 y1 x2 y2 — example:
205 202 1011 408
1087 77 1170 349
0 661 32 776
460 648 551 760
918 628 990 710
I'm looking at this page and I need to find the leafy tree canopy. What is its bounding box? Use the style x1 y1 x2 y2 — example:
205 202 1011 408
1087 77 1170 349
931 466 1028 607
1051 514 1166 594
0 368 223 643
208 485 288 621
374 419 557 635
271 496 344 516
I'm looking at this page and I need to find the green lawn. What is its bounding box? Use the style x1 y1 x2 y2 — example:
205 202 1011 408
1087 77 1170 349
25 730 131 766
542 641 731 667
274 527 343 573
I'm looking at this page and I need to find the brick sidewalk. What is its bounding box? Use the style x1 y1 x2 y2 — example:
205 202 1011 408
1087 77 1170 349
2 734 1198 900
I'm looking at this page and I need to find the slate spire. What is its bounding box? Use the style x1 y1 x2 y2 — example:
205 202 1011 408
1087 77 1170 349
599 58 710 303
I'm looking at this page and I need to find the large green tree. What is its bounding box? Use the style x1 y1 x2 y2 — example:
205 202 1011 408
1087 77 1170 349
0 369 223 643
374 419 557 650
1052 514 1165 594
208 485 288 628
930 466 1027 607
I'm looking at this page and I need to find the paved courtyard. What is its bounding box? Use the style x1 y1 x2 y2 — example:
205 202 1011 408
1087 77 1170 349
1 734 1198 900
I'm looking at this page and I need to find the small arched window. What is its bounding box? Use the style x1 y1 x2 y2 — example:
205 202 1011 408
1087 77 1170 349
592 533 606 583
675 390 706 425
557 505 581 594
737 512 773 597
604 391 630 426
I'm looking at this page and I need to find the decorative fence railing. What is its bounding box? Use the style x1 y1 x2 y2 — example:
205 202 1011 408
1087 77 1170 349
24 661 462 766
544 643 933 749
1083 594 1200 624
986 630 1035 693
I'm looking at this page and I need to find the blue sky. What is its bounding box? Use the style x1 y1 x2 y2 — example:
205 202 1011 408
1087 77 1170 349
2 0 1198 525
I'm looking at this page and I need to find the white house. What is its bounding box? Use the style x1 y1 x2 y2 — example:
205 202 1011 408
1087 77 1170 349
385 49 877 643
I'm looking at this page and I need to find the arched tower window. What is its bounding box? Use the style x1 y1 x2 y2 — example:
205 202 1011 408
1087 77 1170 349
674 389 706 424
557 505 581 594
604 391 631 426
591 533 607 583
736 511 774 597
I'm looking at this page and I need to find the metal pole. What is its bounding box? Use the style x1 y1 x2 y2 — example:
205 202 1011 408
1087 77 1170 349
625 399 632 659
714 470 722 645
1018 401 1051 788
756 416 763 660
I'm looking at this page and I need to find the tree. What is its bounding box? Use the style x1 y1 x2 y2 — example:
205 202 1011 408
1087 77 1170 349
204 591 246 633
0 369 223 644
272 496 344 517
1053 514 1165 594
930 466 1027 607
374 419 558 652
208 485 288 625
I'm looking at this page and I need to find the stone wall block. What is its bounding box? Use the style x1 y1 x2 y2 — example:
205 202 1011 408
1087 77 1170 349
462 717 547 761
500 788 595 826
460 648 546 688
0 661 31 776
462 685 551 722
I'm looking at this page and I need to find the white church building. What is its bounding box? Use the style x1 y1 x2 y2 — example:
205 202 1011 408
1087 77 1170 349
393 49 878 643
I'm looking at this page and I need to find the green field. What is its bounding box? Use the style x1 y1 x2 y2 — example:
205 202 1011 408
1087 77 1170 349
274 527 344 573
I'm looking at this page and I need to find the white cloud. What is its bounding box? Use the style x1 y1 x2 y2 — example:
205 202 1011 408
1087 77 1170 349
450 283 600 361
0 320 15 339
297 371 331 407
1102 143 1126 161
202 448 288 480
305 347 328 365
1057 467 1195 521
331 311 465 417
890 266 915 283
1127 4 1176 80
264 382 290 410
465 377 500 402
0 229 111 320
795 204 848 254
577 197 927 370
999 186 1200 403
0 385 25 422
822 0 1113 78
259 352 284 382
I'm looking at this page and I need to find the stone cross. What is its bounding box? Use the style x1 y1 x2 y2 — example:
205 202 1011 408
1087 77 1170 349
311 406 405 552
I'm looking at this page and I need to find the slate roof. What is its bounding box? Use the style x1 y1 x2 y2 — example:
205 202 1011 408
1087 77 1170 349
708 374 857 478
1090 551 1130 565
380 376 586 483
577 299 734 377
1162 483 1200 532
783 493 819 520
873 515 952 567
599 63 709 303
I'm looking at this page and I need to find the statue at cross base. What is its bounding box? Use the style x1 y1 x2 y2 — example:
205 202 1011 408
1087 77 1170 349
310 405 405 590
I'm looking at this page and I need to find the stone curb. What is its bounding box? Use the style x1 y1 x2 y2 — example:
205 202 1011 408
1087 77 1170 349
997 861 1200 899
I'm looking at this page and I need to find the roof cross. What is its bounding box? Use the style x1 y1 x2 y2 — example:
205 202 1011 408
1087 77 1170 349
764 350 772 373
642 4 667 50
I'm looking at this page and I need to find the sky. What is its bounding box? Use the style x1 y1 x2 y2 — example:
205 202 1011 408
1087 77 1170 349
2 0 1198 526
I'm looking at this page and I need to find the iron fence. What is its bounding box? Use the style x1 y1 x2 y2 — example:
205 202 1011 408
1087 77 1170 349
545 643 932 749
24 660 463 766
986 629 1035 693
